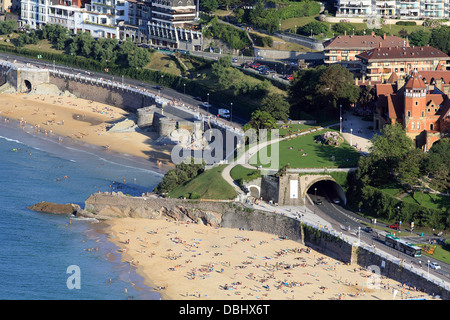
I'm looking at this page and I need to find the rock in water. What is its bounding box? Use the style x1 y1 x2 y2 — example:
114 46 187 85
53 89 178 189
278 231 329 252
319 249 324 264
27 201 80 215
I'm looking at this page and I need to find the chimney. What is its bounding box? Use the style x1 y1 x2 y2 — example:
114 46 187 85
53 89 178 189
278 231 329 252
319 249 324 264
443 85 449 96
379 42 382 48
371 31 375 36
383 33 386 40
344 30 347 36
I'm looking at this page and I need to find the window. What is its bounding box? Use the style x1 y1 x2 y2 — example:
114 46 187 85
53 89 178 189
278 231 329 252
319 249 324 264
407 111 411 117
417 122 420 130
430 124 434 130
412 122 415 130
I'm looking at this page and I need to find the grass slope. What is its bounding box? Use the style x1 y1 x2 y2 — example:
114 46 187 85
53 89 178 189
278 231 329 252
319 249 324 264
169 165 238 200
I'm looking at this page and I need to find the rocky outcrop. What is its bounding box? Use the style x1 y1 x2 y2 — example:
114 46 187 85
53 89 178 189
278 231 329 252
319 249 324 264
84 192 223 227
27 201 80 215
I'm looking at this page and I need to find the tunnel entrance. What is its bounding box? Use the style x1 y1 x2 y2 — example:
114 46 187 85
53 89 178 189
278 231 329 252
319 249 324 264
306 179 346 205
23 80 32 92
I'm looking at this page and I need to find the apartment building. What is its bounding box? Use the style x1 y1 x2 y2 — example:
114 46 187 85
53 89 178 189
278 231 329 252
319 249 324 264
357 45 450 82
336 0 450 18
21 0 121 38
20 0 203 50
323 31 405 74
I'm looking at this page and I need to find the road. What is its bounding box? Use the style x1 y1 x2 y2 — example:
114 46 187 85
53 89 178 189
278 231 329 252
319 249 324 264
308 182 450 282
0 52 248 128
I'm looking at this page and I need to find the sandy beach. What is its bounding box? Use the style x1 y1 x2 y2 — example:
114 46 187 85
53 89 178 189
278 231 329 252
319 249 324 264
104 217 436 300
0 91 173 170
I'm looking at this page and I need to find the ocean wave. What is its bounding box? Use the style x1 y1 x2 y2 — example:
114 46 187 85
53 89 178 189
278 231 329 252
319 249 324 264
0 135 25 145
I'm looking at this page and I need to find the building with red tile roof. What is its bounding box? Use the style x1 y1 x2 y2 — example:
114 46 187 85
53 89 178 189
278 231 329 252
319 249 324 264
323 31 405 75
374 70 450 150
357 45 450 82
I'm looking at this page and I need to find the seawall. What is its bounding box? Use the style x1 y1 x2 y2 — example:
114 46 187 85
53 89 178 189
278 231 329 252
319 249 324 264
84 193 449 299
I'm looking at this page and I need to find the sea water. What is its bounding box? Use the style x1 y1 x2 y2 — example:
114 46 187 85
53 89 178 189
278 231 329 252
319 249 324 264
0 119 163 299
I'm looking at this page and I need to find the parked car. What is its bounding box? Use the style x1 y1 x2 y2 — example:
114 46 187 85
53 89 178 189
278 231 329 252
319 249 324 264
200 102 212 108
314 199 322 205
332 198 340 204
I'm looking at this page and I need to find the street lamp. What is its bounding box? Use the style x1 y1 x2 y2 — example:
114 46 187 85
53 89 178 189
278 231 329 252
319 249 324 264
314 187 317 201
207 92 209 104
427 260 430 280
183 83 186 95
350 128 353 147
230 102 233 125
358 226 361 245
339 105 342 133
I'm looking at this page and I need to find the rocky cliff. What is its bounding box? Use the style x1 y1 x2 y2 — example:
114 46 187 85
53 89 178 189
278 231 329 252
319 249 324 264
83 192 223 227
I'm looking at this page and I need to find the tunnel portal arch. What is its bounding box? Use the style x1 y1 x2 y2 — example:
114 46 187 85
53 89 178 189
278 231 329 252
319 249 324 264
303 176 347 205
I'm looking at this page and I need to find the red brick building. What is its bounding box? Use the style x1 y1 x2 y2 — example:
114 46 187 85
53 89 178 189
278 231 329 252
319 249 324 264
374 70 450 150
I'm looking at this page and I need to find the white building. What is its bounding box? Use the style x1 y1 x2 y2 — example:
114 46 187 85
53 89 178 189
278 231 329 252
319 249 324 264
336 0 450 18
20 0 203 49
21 0 122 38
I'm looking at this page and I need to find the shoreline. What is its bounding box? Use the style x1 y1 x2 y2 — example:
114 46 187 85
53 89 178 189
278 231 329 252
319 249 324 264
0 92 174 174
88 219 162 300
102 217 438 300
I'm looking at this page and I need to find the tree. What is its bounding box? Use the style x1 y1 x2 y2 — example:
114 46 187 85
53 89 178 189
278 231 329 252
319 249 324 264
299 21 328 36
0 20 17 35
332 22 354 35
430 26 450 55
246 110 277 131
289 64 359 120
260 93 290 122
363 123 414 186
397 148 427 187
315 64 360 110
409 30 431 47
128 47 151 68
201 0 219 12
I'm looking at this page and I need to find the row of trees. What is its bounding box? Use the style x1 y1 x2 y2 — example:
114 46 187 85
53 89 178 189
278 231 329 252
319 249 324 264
409 25 450 55
16 24 151 69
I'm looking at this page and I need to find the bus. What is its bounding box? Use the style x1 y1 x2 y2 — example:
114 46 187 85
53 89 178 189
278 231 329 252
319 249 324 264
384 234 422 257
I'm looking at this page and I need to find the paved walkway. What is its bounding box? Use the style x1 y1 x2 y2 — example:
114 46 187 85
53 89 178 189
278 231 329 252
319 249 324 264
340 111 376 153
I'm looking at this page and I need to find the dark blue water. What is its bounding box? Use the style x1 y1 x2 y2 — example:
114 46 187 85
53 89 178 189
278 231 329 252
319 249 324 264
0 118 163 299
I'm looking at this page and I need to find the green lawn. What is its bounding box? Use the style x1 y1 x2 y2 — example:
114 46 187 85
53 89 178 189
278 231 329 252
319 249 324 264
169 164 238 200
418 244 450 265
250 128 360 169
144 51 182 76
402 191 450 212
